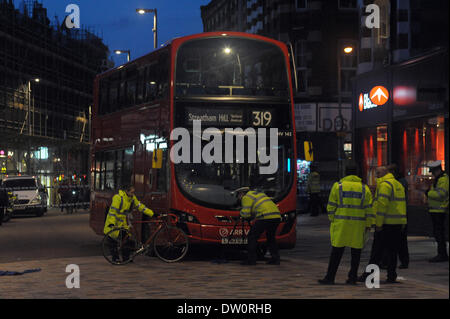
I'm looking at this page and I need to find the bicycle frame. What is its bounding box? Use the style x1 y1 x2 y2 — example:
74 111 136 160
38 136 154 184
127 213 179 251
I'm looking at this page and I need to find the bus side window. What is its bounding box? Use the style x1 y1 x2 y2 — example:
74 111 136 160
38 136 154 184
127 69 137 107
148 168 153 190
145 63 158 102
99 78 109 115
109 74 119 113
118 70 127 110
157 53 169 99
156 149 168 192
136 67 145 104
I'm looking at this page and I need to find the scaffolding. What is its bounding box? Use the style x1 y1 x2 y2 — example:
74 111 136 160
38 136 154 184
0 0 111 182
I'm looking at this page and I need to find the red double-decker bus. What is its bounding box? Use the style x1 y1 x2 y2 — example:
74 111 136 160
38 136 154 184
89 32 298 249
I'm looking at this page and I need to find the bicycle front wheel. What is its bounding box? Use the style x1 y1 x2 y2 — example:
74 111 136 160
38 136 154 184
153 226 189 263
102 227 139 265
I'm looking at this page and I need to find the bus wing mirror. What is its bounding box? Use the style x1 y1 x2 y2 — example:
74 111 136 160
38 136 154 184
287 42 298 94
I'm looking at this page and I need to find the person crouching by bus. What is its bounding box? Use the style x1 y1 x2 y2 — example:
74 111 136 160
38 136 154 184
104 184 155 262
235 188 282 266
318 163 374 285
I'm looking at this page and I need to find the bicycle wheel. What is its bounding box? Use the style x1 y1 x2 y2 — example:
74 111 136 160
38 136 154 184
153 226 189 263
102 227 139 265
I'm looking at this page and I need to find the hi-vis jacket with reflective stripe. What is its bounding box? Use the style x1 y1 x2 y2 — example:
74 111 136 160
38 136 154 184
374 173 407 227
327 175 374 249
428 173 449 214
307 172 321 194
103 190 154 236
240 191 281 221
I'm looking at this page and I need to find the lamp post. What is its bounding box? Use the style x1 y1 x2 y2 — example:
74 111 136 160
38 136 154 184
136 8 157 49
337 42 356 178
114 49 131 62
26 78 40 175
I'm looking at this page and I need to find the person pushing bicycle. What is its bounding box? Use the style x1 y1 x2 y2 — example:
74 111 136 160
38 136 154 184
104 184 156 262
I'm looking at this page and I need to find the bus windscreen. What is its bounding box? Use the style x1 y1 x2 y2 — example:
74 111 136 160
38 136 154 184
175 37 289 98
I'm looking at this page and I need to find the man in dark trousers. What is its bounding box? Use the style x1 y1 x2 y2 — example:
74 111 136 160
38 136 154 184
387 164 410 269
318 163 373 285
236 187 282 266
359 165 407 284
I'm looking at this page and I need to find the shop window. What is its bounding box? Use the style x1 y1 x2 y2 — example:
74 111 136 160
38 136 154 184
394 116 446 207
359 125 388 190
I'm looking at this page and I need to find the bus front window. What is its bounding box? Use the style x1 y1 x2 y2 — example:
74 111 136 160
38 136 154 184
174 137 293 209
175 37 289 98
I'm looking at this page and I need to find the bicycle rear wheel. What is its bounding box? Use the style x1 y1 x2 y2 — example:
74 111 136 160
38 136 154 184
102 227 139 265
153 226 189 262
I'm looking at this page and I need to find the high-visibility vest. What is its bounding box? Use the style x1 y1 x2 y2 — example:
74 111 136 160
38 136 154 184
327 175 373 249
307 172 321 194
428 173 449 214
103 190 154 237
240 191 281 221
374 173 407 227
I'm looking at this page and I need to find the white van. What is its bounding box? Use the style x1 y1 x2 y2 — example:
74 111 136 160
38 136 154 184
2 176 48 217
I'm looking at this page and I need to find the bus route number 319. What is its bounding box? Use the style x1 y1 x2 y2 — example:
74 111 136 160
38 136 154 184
252 111 272 127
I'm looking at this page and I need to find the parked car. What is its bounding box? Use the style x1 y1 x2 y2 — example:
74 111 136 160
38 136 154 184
1 176 48 217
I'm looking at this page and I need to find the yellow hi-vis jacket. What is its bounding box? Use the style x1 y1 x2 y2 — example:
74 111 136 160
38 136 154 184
374 173 407 227
327 175 374 249
240 191 281 221
307 171 321 194
103 190 154 236
428 173 449 214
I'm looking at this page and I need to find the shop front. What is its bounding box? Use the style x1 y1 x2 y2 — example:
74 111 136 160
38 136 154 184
353 48 449 235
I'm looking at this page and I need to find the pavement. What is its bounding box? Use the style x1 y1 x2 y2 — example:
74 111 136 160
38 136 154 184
0 212 448 299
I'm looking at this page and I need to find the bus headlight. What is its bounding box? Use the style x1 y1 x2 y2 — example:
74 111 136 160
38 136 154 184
173 210 199 224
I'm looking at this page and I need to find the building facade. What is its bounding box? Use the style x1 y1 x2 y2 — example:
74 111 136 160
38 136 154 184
354 0 448 235
0 0 110 199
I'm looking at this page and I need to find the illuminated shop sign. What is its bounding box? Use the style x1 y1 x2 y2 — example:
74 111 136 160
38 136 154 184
358 86 389 111
393 86 416 106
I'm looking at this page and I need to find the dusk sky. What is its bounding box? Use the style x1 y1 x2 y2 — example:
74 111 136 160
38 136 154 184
15 0 211 65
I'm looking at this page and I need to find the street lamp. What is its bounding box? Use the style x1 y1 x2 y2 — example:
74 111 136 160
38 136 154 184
136 8 158 49
337 42 356 178
25 78 40 175
114 49 131 62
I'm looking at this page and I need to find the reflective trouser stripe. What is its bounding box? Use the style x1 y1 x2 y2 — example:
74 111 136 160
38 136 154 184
334 215 366 221
429 207 448 213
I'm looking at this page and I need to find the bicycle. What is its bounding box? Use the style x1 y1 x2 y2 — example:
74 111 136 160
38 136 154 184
102 212 189 265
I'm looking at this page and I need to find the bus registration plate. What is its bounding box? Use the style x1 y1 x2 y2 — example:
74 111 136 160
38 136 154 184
221 238 248 245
